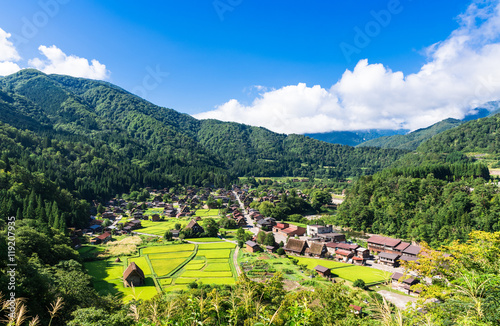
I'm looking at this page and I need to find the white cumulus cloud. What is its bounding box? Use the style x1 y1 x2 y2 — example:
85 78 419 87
195 0 500 134
29 45 110 80
0 28 22 76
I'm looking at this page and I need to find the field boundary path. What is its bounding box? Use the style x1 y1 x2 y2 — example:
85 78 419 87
233 246 241 276
132 231 162 237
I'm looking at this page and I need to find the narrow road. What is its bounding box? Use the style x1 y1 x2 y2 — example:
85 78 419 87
233 190 259 236
132 231 162 237
233 246 241 276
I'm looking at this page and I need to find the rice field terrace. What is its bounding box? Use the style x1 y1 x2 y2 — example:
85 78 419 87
84 241 238 301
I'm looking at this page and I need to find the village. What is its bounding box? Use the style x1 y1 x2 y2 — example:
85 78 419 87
70 181 433 310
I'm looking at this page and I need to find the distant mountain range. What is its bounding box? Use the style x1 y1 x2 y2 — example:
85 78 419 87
356 118 464 150
304 129 409 147
306 101 500 150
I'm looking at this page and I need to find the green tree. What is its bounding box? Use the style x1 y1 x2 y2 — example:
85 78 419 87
264 232 275 246
164 230 173 241
311 190 331 211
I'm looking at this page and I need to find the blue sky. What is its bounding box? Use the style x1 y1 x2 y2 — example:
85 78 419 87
2 0 499 133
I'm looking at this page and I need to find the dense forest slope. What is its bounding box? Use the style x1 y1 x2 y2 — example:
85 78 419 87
336 115 500 246
0 70 407 198
357 118 463 150
417 114 500 154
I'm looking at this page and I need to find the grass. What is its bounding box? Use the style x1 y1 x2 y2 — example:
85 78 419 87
205 258 230 263
85 259 123 281
204 263 231 271
104 236 142 256
190 237 224 242
198 249 232 259
295 257 390 285
185 262 206 270
78 245 106 260
147 251 193 259
198 242 236 249
142 244 195 255
136 220 177 236
194 209 220 217
87 260 158 302
128 256 152 275
158 278 173 286
282 221 308 228
182 271 233 278
150 258 187 277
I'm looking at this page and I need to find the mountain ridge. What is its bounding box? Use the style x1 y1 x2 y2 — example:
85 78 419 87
0 69 408 201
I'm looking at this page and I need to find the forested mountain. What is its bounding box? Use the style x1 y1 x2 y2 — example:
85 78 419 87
335 114 500 247
418 113 500 154
304 129 408 146
0 70 407 202
357 118 463 150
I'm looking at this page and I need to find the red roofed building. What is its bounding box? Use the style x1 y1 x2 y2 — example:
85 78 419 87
90 232 112 245
335 249 354 262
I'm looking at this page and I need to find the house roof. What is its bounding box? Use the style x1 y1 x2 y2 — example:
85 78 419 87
403 245 422 256
284 239 308 253
367 235 401 247
123 262 145 280
379 252 400 260
334 243 359 251
186 219 201 229
336 249 352 256
349 304 362 312
246 241 259 248
399 255 418 262
314 265 330 273
394 241 411 251
308 242 326 255
391 272 417 285
96 232 111 240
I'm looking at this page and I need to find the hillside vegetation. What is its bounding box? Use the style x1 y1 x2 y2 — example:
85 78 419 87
357 118 463 150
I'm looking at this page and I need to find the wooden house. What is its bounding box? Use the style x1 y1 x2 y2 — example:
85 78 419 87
391 272 420 296
305 242 327 258
367 235 401 255
349 304 362 315
378 252 401 267
314 265 331 278
185 220 205 234
335 249 354 262
284 239 308 255
246 241 262 253
123 262 145 287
